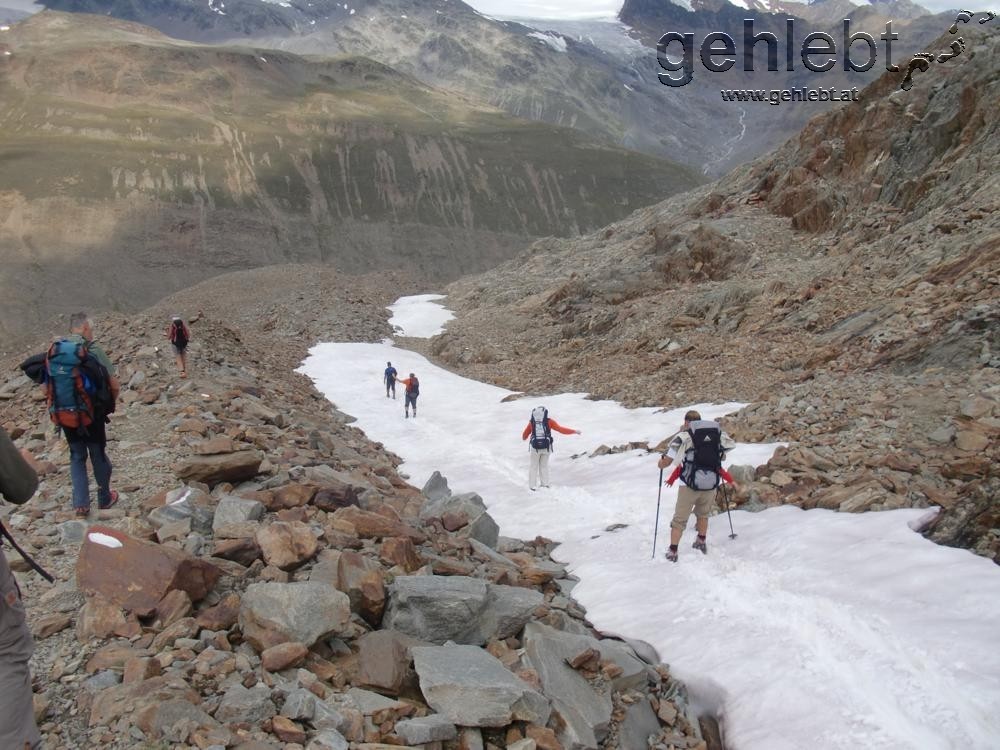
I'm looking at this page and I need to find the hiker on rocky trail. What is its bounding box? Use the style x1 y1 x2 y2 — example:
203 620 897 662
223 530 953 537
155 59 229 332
167 315 191 378
384 361 398 399
50 312 121 518
521 406 581 490
657 409 736 562
396 373 419 418
0 426 43 750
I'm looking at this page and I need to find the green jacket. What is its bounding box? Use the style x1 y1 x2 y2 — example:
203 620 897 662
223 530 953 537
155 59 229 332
0 428 37 505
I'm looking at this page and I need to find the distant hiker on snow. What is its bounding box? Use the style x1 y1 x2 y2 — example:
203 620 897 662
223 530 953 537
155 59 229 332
167 315 191 378
521 406 581 490
0 427 42 750
657 410 736 562
384 361 398 399
396 373 419 418
47 313 120 517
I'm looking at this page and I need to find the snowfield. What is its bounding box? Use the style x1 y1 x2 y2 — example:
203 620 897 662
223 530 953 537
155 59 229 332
298 295 1000 750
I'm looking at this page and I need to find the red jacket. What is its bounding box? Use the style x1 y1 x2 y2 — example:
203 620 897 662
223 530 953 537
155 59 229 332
522 418 577 440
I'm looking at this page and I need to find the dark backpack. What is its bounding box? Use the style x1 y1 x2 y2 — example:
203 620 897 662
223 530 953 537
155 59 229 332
529 406 553 450
171 321 189 349
45 339 98 430
407 377 419 396
680 420 724 490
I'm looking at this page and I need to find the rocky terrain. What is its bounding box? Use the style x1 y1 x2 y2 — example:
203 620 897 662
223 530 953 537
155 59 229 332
0 11 699 341
430 25 1000 562
1 266 719 750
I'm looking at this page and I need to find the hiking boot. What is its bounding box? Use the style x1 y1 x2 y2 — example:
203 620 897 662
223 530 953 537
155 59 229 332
665 546 678 562
693 536 707 554
405 411 409 419
98 490 120 511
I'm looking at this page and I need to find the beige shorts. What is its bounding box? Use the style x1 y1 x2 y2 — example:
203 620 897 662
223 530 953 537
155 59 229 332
670 485 715 530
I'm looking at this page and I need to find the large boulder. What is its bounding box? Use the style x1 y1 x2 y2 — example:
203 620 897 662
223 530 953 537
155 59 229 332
383 576 542 645
520 622 651 750
331 506 426 542
239 582 351 651
412 645 550 727
174 450 263 487
256 521 319 570
76 526 220 612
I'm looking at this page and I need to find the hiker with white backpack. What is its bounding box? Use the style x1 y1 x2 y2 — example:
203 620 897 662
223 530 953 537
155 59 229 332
656 410 737 562
521 406 581 490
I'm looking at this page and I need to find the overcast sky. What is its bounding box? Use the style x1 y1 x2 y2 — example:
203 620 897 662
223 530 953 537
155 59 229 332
1 0 962 24
465 0 959 19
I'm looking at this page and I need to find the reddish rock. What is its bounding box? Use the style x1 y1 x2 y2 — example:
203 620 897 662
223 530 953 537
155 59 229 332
213 537 263 566
331 506 426 542
337 551 386 626
379 537 424 573
526 725 564 750
76 526 220 612
272 715 307 744
32 613 73 640
155 589 193 629
196 592 241 631
194 436 235 455
256 521 319 570
123 657 163 684
85 644 149 674
89 675 201 729
357 630 420 695
271 484 318 510
261 642 309 672
311 481 360 512
174 450 263 487
441 510 470 531
76 596 140 642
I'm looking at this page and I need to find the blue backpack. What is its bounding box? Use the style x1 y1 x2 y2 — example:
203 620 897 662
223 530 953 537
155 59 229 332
44 340 110 430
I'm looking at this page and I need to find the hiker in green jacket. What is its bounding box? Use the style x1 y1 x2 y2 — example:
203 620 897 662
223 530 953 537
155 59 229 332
0 426 42 750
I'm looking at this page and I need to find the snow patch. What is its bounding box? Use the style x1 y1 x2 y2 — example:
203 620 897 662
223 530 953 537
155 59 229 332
386 294 454 338
297 294 1000 750
87 532 123 549
527 31 568 52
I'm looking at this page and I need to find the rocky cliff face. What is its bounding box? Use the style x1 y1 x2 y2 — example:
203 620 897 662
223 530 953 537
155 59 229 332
431 26 1000 562
0 11 699 342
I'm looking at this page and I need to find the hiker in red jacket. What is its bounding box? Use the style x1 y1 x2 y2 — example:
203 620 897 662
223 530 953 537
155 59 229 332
166 315 191 378
396 373 420 418
521 406 581 490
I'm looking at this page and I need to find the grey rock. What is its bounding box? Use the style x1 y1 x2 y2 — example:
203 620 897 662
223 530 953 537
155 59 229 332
280 688 317 721
311 701 349 733
464 511 500 549
83 670 121 693
468 538 518 568
619 695 661 750
521 621 614 750
58 520 88 544
383 575 542 645
421 471 451 502
149 700 229 744
239 582 351 650
412 644 550 727
215 682 276 724
419 491 487 523
212 494 264 533
394 714 458 744
149 486 215 535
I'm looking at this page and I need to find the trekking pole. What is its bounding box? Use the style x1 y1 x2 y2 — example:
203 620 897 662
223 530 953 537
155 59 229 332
722 483 737 540
652 467 664 559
